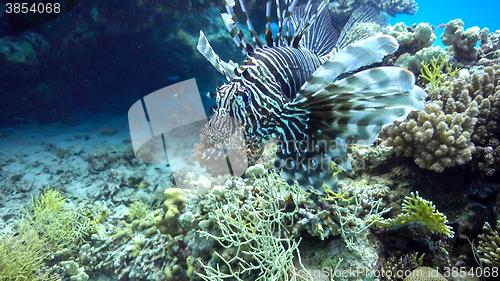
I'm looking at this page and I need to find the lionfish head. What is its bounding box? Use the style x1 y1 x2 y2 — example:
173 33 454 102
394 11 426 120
199 107 245 160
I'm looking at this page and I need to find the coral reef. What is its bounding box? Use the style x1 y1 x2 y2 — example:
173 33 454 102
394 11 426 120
468 66 500 145
384 22 436 55
379 253 421 281
395 46 447 75
328 0 417 26
478 29 500 66
471 138 500 176
375 192 454 238
385 76 479 172
441 19 489 67
419 54 460 90
477 220 500 267
0 225 58 281
386 65 500 173
21 187 106 251
154 187 185 236
197 175 303 281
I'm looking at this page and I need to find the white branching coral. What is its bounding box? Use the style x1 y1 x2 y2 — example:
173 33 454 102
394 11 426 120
197 173 307 281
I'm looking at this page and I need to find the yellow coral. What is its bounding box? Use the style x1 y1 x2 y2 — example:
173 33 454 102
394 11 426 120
0 225 58 281
375 192 454 238
419 54 459 90
22 187 104 251
154 188 184 236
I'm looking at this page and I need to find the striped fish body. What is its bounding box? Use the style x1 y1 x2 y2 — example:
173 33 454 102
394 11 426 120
229 46 321 135
197 0 427 193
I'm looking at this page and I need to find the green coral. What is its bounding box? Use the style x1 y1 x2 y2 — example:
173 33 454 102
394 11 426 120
419 54 460 90
374 192 454 238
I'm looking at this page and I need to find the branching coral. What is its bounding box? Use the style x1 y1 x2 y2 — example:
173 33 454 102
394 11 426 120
322 180 391 252
0 225 58 281
468 65 500 145
395 46 447 75
21 187 105 251
197 173 306 281
374 192 454 238
419 54 460 90
477 220 500 267
385 79 478 172
387 64 500 173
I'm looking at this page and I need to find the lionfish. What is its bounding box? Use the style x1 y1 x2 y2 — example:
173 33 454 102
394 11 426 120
197 0 427 193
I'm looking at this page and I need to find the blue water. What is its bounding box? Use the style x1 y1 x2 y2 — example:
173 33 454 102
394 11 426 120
390 0 500 47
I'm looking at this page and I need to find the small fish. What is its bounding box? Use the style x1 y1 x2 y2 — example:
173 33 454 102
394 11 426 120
436 23 446 29
197 0 426 193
